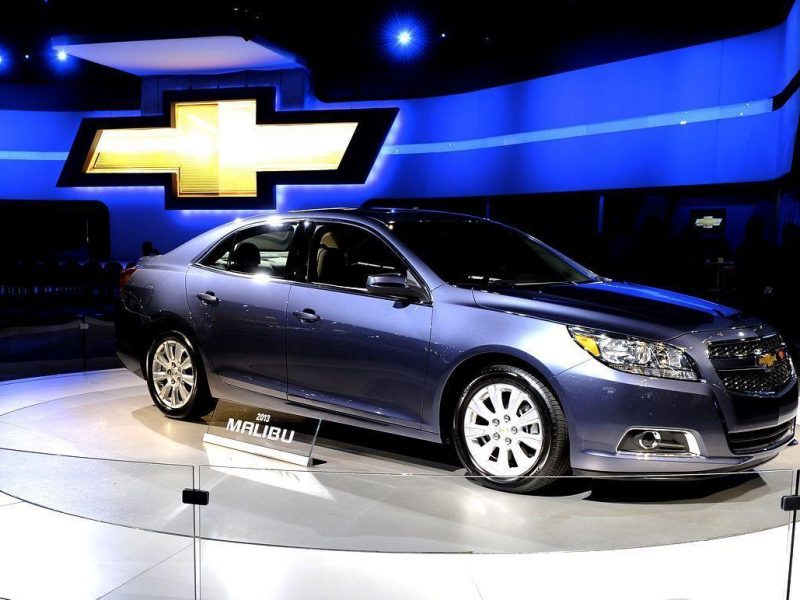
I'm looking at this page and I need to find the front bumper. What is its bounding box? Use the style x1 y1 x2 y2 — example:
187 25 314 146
554 357 798 474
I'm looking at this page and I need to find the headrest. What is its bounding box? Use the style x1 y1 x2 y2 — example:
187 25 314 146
231 242 261 273
316 245 346 283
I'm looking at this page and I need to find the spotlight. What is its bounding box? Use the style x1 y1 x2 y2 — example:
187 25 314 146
56 50 67 61
382 14 427 62
24 54 30 60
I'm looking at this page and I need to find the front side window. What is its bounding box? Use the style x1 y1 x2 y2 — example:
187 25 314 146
309 224 407 290
391 219 594 288
200 222 298 279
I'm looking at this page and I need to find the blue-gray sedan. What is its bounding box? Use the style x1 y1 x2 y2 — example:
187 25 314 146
116 209 798 492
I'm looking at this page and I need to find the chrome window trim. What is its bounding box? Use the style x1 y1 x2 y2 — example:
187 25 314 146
189 262 294 286
287 278 433 305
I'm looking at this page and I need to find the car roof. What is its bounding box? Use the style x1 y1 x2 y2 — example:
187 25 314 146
277 207 490 226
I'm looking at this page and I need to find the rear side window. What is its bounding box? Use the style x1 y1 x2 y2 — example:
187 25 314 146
200 235 234 270
200 222 298 279
230 223 297 276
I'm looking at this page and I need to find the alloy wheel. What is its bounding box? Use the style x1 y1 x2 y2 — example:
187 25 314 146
151 339 195 409
462 382 545 477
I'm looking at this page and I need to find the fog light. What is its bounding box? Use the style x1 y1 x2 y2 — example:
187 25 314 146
618 429 699 456
638 430 661 450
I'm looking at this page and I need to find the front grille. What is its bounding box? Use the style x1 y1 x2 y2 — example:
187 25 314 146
709 334 795 396
728 419 795 454
708 334 783 359
720 360 794 395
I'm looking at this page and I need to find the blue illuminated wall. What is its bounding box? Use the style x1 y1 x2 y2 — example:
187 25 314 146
293 0 800 206
1 2 800 258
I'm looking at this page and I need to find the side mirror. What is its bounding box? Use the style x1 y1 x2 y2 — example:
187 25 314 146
366 273 427 301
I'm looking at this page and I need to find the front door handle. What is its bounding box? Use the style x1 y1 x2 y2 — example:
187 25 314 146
293 308 320 323
196 291 220 305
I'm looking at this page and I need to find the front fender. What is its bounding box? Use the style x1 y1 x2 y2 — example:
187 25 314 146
422 291 591 437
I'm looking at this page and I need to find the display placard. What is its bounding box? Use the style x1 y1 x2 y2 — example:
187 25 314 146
202 399 321 467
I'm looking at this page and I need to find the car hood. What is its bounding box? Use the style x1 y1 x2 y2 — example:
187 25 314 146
471 280 758 341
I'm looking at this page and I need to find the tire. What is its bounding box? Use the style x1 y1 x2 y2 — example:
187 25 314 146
145 330 213 419
452 365 569 493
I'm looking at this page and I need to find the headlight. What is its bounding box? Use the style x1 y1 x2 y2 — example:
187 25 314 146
568 326 700 381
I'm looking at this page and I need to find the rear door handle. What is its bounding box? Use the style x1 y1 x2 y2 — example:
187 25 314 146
196 291 220 305
293 308 320 323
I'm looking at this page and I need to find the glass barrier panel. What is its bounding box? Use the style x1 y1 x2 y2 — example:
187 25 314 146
0 447 196 600
0 317 83 381
84 313 123 372
199 467 794 600
789 471 800 600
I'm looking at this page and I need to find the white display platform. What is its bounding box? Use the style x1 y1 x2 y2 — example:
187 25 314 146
0 369 797 598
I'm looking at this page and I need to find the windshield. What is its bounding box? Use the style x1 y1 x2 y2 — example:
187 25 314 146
390 220 595 288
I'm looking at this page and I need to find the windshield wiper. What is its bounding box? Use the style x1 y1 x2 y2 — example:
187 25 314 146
486 279 575 288
454 276 599 289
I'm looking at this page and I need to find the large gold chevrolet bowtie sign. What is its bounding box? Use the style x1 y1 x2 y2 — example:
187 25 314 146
59 89 398 209
88 101 359 197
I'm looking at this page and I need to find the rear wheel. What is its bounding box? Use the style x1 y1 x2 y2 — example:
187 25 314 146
452 365 570 493
145 331 213 419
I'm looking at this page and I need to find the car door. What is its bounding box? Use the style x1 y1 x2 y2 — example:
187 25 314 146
285 221 433 426
186 220 303 399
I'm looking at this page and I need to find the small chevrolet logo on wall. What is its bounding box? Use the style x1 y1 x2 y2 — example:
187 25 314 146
58 88 398 209
694 215 723 229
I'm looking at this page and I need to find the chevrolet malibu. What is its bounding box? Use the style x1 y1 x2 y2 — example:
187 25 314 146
116 209 798 492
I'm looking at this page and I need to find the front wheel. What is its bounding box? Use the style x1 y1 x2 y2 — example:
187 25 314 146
452 365 570 493
145 330 213 419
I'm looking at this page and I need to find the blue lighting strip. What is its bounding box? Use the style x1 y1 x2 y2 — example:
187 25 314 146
0 98 775 162
0 150 69 160
381 99 774 155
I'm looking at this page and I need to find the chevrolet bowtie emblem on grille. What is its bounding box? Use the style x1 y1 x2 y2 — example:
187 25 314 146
758 353 778 369
758 348 786 369
58 88 398 209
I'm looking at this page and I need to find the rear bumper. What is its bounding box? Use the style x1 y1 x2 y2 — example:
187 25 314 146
114 300 147 379
116 348 144 379
554 358 798 475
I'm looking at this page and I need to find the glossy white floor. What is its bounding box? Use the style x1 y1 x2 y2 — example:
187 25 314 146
0 369 798 599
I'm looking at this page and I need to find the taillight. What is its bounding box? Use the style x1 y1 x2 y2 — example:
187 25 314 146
119 267 137 290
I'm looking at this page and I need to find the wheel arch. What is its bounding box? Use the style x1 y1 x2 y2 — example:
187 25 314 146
139 311 205 376
436 348 567 445
142 310 216 418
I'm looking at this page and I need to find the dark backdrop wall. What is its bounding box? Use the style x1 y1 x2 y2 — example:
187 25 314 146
3 3 800 378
